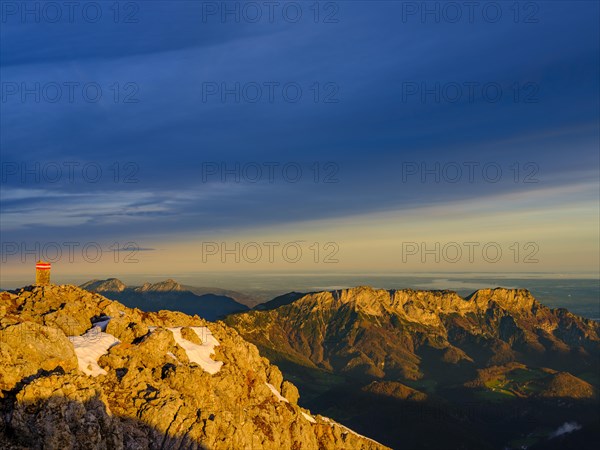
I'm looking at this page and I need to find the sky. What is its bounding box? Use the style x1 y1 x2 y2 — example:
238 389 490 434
0 0 599 286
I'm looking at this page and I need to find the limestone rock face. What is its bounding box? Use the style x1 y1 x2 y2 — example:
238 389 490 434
281 381 300 405
0 322 78 393
10 376 122 450
0 284 388 450
225 286 600 381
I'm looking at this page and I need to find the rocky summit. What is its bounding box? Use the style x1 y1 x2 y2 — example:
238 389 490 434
0 284 388 450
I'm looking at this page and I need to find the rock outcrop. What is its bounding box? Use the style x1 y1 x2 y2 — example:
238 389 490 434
0 285 388 450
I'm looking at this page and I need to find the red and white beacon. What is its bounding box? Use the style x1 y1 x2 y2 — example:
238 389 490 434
35 261 51 286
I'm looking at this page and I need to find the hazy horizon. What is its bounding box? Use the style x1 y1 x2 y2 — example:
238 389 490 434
2 270 598 321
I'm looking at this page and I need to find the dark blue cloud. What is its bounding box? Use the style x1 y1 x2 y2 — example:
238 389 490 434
1 0 598 244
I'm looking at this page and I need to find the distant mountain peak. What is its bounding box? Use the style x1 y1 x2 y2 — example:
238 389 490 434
135 279 184 292
80 278 126 292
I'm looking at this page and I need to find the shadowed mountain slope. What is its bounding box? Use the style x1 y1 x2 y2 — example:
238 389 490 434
81 278 251 321
225 286 600 449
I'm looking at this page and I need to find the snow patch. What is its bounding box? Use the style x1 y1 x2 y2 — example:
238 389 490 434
264 384 318 425
69 327 119 377
549 422 582 439
266 383 289 402
149 327 222 375
301 411 316 423
320 415 383 445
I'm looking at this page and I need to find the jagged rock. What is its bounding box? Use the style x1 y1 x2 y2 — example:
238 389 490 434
181 326 202 345
0 322 78 393
281 380 300 404
10 375 123 450
0 284 388 449
266 364 284 392
225 286 600 382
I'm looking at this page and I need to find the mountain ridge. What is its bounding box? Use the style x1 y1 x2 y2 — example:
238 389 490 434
80 278 260 308
0 283 389 449
226 285 599 375
80 278 251 321
225 285 599 448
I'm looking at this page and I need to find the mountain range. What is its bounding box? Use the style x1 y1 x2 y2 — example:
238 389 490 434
80 278 254 321
224 286 600 449
2 281 598 449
